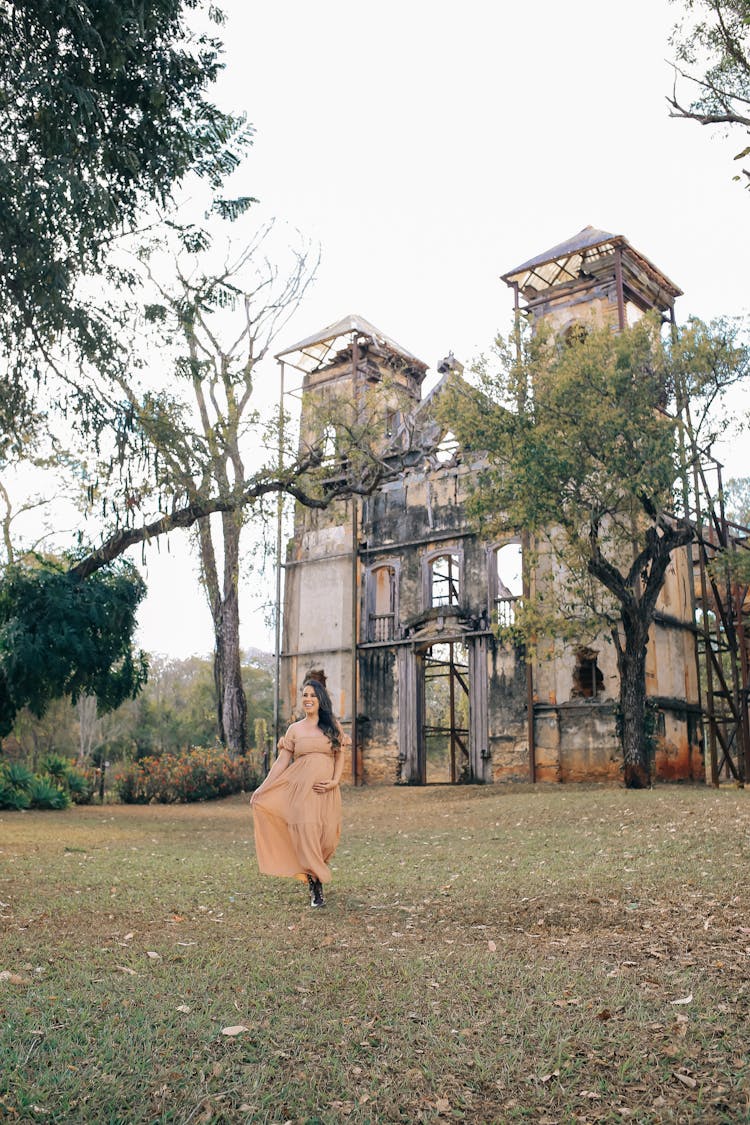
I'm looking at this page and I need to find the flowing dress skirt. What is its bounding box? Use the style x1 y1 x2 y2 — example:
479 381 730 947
252 727 342 884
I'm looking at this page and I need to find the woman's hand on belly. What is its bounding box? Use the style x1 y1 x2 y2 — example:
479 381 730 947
312 778 339 793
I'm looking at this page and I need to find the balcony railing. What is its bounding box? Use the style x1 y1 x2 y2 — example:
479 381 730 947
368 613 395 642
496 596 520 628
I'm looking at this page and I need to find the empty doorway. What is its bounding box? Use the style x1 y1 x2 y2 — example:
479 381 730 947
421 641 469 783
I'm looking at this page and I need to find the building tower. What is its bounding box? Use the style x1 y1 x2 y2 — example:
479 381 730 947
500 224 682 332
274 314 427 781
502 226 702 782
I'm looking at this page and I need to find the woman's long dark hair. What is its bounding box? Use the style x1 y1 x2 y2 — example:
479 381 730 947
303 677 341 751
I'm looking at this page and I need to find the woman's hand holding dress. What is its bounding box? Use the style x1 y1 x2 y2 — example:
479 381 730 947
250 746 292 805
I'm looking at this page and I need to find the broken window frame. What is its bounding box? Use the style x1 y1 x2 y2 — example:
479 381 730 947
320 423 337 463
434 429 460 464
425 549 462 610
384 408 400 438
488 540 523 628
571 647 604 699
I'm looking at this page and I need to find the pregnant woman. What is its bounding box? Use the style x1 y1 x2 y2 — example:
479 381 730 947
250 678 348 908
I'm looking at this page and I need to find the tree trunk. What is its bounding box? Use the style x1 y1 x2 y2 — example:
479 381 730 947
196 521 226 744
614 615 651 789
196 514 248 755
76 694 100 766
218 511 248 755
591 520 695 789
215 580 248 756
195 515 247 760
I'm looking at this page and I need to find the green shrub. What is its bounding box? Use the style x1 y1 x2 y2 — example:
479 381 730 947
65 767 95 804
115 748 259 804
42 753 70 781
4 761 34 791
0 778 31 810
0 758 94 811
28 776 70 810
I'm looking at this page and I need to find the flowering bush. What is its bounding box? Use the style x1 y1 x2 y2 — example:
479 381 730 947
114 748 259 804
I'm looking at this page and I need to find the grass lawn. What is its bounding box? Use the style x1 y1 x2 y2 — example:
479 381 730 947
0 783 748 1124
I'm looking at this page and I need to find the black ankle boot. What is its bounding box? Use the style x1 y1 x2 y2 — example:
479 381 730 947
307 874 325 908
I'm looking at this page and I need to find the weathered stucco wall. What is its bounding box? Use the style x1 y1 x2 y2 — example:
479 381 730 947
280 513 355 735
534 702 621 783
359 648 400 784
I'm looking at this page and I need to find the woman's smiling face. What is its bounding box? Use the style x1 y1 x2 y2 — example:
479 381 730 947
302 683 320 719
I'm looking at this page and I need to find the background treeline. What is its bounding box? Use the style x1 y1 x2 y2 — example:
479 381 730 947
0 649 274 771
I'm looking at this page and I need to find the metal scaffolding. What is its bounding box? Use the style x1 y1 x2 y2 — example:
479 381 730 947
689 452 750 786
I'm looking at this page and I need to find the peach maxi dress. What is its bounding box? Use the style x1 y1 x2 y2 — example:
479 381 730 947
252 720 347 884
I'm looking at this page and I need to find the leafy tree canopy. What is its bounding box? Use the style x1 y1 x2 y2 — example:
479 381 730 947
0 0 251 428
0 560 148 737
725 475 750 524
449 319 672 619
448 315 747 633
669 0 750 186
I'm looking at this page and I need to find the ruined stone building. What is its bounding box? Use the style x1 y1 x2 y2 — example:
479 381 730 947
275 227 704 786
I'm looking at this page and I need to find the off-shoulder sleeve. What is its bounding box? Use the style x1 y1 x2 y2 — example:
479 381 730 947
277 724 296 756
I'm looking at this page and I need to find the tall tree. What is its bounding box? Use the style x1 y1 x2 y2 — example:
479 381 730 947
668 0 750 186
66 220 419 754
0 0 254 732
102 223 317 753
0 0 250 435
446 316 749 787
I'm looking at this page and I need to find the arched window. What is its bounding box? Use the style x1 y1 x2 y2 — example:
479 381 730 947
430 553 460 608
492 541 522 627
367 564 398 641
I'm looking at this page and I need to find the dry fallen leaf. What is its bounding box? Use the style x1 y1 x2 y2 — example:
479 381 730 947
176 1004 191 1014
0 971 30 985
670 993 693 1006
146 951 161 960
673 1071 698 1089
487 940 497 952
115 965 138 976
435 1097 451 1115
221 1024 250 1037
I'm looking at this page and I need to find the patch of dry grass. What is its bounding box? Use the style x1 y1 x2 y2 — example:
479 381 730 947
0 783 748 1123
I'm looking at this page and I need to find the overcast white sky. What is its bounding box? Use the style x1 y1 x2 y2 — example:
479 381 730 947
132 0 750 659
